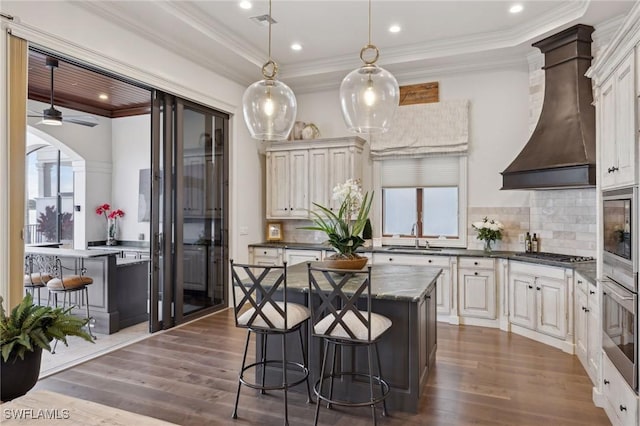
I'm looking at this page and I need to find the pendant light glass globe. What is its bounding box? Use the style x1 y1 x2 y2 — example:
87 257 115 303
340 63 398 133
243 78 297 140
241 0 296 141
339 0 399 134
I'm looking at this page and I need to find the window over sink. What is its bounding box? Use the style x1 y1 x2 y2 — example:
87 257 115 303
377 156 467 247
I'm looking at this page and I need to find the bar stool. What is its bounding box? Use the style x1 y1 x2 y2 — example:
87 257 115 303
24 254 52 305
230 260 313 426
307 264 392 426
46 257 96 347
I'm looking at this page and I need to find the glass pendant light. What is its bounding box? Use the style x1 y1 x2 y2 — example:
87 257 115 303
340 0 399 134
242 0 296 141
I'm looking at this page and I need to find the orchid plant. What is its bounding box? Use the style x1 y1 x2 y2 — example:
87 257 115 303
96 204 125 244
302 179 373 259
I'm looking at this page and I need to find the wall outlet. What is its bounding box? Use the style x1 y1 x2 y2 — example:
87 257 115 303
518 233 525 243
239 226 249 236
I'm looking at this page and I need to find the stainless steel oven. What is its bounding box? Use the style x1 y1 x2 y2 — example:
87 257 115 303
602 187 638 293
602 279 637 391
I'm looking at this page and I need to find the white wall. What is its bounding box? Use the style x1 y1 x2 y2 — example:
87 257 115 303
111 114 151 243
296 67 532 209
3 0 261 263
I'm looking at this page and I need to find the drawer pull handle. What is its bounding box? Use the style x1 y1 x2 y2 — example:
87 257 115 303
263 251 267 255
389 258 393 262
528 285 533 289
589 290 595 295
603 379 610 385
619 405 627 412
577 280 582 284
428 260 432 263
584 308 590 313
536 287 541 291
315 258 318 261
474 261 478 265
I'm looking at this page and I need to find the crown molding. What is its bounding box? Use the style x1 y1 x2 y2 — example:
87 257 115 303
75 1 256 88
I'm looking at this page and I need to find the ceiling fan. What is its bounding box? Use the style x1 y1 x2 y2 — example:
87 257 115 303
28 57 99 127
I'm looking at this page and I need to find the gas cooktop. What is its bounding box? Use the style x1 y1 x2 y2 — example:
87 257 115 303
514 252 594 263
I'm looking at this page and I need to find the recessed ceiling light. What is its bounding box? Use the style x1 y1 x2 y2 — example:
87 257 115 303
509 4 523 14
291 43 302 51
98 93 109 100
239 1 252 10
389 25 401 33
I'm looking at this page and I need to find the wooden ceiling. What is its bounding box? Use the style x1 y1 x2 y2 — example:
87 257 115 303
28 50 151 118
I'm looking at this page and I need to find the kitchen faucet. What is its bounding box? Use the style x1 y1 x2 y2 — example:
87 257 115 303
411 222 430 249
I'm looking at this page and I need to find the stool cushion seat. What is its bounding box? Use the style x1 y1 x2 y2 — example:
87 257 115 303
24 273 52 286
314 310 392 342
47 275 93 290
238 302 309 330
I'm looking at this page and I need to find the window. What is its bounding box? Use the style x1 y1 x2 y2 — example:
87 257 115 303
380 156 466 245
26 146 74 245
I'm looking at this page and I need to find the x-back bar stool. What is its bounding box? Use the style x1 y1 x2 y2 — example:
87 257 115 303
307 264 392 426
230 260 312 426
24 254 52 305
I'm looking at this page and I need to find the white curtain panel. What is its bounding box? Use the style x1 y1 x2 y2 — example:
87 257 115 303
371 100 469 158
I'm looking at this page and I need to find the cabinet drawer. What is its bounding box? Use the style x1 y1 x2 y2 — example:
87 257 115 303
602 352 638 426
509 260 567 280
575 273 588 295
459 257 494 270
373 253 449 267
254 247 280 258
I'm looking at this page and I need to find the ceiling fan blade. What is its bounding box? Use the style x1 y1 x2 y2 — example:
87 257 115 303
61 116 99 127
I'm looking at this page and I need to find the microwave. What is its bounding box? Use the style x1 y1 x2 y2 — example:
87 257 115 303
602 187 638 293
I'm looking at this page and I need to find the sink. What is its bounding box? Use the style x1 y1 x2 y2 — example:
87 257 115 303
385 246 442 252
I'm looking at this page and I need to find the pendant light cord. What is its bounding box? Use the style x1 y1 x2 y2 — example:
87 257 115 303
268 0 272 61
368 0 372 46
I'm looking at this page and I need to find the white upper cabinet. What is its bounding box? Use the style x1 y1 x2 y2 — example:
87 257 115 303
588 12 639 190
265 137 365 220
598 52 636 189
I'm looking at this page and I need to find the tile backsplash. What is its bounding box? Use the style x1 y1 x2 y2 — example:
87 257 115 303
468 189 597 256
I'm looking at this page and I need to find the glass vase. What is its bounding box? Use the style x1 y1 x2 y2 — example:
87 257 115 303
107 218 118 246
483 239 492 253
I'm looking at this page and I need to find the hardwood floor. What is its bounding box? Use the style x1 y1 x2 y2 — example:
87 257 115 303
34 309 610 425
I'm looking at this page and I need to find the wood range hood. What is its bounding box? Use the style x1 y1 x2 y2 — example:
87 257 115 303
501 24 596 190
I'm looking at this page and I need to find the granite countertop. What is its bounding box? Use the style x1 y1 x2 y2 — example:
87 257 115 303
24 246 117 258
249 242 596 269
574 263 597 284
242 262 440 302
89 245 150 252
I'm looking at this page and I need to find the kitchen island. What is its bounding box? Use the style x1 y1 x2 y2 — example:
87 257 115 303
24 247 149 334
255 262 440 413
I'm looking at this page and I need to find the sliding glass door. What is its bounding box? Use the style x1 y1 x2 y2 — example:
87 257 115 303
150 92 228 332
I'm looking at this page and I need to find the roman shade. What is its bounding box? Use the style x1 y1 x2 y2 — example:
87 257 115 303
381 156 460 187
370 100 469 158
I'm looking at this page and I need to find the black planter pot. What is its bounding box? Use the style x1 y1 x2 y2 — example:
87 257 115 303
0 346 43 402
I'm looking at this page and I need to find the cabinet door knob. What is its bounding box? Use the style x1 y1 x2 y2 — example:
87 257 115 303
619 405 627 412
389 258 393 262
611 166 619 172
263 251 267 255
428 259 432 263
584 308 590 313
528 285 533 289
290 207 294 211
315 258 318 261
426 295 431 300
474 272 478 276
577 280 582 284
474 261 478 265
536 287 541 291
603 379 610 385
589 290 595 295
284 208 288 210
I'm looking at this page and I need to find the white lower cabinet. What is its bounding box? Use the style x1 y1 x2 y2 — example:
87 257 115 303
249 247 283 266
574 272 600 385
372 253 453 320
285 249 322 266
601 352 638 426
508 261 572 352
458 257 496 320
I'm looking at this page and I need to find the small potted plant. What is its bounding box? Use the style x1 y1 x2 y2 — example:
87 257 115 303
0 294 94 401
96 203 125 246
302 179 373 269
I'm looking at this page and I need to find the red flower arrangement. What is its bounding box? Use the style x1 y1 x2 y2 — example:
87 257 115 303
95 204 125 220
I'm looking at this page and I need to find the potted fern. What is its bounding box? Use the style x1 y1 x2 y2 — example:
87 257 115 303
0 294 94 401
